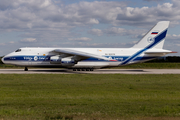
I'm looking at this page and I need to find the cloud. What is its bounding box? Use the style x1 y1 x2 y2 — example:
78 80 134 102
0 43 6 46
115 1 180 26
68 37 92 41
89 27 146 39
166 34 180 45
0 0 180 35
1 0 180 32
88 29 103 36
20 38 37 43
104 27 126 35
9 41 15 44
104 27 146 38
0 1 126 30
55 41 137 48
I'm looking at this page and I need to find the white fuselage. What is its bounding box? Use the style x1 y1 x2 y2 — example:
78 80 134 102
2 47 170 69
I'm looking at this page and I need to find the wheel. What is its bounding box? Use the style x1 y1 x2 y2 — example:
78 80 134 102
73 69 76 71
24 67 28 71
86 69 89 71
81 69 85 71
90 68 94 71
77 69 80 71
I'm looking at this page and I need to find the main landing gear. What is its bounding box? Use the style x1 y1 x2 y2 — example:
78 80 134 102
24 67 28 71
73 68 94 71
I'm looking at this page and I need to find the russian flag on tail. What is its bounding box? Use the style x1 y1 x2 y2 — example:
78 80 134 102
151 31 158 35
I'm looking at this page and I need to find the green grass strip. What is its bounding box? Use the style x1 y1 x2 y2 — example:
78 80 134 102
0 74 180 119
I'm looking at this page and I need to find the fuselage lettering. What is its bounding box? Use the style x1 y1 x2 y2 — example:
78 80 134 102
24 57 32 60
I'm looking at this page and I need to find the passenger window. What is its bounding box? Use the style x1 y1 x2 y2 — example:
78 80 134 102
15 49 21 52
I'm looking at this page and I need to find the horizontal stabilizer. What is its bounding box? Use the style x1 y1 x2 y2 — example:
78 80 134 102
145 51 177 55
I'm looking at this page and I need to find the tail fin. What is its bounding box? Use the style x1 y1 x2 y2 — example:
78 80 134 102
133 21 170 49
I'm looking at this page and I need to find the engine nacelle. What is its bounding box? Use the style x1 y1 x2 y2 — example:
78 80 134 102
50 56 76 66
61 58 75 66
50 56 61 64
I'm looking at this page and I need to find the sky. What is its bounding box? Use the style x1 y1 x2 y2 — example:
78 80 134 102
0 0 180 56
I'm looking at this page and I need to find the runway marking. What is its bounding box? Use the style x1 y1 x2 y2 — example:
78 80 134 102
0 69 180 74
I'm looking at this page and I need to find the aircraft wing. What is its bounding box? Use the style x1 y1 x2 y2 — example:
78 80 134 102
52 49 116 61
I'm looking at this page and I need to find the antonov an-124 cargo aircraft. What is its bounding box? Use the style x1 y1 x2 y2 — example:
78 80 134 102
1 21 176 71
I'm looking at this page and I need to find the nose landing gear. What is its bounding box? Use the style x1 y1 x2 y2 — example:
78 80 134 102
24 67 28 71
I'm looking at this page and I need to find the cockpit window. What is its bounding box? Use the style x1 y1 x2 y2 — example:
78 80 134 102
15 49 21 52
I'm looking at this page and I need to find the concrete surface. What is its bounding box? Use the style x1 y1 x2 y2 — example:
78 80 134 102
0 69 180 74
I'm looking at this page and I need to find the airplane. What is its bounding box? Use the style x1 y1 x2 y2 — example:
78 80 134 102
1 21 177 71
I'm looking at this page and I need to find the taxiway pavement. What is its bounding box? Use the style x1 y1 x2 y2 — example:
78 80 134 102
0 69 180 74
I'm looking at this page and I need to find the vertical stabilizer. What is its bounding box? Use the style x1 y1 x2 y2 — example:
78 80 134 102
133 21 170 49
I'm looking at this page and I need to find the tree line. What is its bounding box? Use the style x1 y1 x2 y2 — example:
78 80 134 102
147 56 180 63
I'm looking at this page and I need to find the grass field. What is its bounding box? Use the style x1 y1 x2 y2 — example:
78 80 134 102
0 74 180 120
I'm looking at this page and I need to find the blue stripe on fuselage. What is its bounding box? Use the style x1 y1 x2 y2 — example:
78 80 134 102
4 55 157 62
4 56 51 61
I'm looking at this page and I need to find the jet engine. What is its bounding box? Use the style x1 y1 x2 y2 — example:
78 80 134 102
50 56 61 64
50 56 76 66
